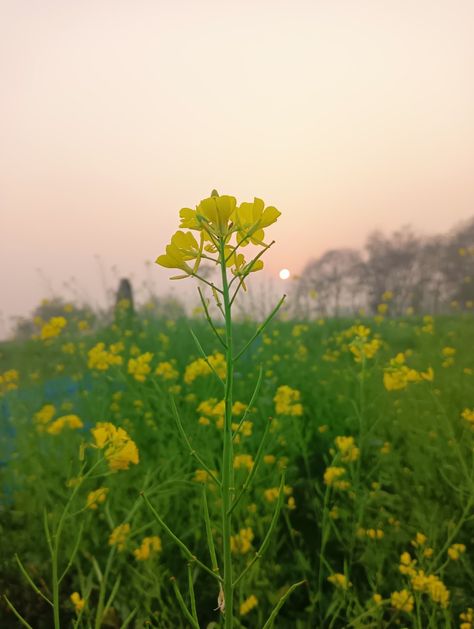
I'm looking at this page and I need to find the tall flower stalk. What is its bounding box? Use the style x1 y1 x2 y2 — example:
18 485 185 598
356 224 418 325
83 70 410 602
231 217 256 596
151 191 302 626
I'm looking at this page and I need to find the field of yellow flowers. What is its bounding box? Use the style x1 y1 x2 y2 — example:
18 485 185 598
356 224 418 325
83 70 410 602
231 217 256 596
1 308 473 628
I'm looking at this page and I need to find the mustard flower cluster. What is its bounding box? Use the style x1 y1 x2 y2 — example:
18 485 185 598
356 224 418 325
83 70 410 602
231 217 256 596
460 608 474 629
240 595 258 616
398 551 450 607
327 573 351 590
127 352 153 382
233 454 254 471
87 342 123 371
461 408 474 429
324 466 350 491
230 527 254 555
156 193 280 279
33 403 83 434
334 436 360 463
86 487 109 510
346 325 382 363
91 422 139 471
109 523 131 551
390 589 414 612
40 316 67 340
447 542 466 560
196 397 251 438
0 369 19 394
441 346 456 368
46 414 83 435
273 385 303 416
133 535 162 561
70 592 85 613
155 360 179 381
184 352 226 384
383 352 434 391
34 403 56 427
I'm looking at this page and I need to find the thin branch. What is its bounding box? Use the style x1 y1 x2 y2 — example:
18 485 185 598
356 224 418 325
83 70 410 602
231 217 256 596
261 581 306 629
232 365 263 441
234 295 286 362
14 554 53 606
170 577 200 629
170 396 221 487
190 273 223 294
228 416 272 515
233 473 285 587
189 328 226 388
3 596 34 629
142 493 222 583
202 487 221 576
197 286 227 349
229 241 276 304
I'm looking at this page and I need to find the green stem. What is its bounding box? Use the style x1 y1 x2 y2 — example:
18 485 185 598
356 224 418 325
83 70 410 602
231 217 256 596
219 238 235 628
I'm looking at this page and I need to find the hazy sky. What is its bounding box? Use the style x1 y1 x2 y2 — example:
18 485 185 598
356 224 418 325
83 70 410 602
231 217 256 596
1 0 474 333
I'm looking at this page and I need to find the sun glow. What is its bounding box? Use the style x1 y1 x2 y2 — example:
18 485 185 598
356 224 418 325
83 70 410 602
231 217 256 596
279 268 290 280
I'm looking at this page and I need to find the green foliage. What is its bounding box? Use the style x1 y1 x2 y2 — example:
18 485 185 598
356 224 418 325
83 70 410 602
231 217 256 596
1 313 473 627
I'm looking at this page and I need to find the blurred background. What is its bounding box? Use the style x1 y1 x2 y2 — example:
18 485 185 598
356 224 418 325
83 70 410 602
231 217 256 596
1 0 473 338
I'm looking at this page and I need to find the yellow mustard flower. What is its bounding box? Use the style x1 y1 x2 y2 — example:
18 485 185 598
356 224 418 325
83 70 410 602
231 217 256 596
327 573 351 590
231 528 254 555
390 589 413 612
334 436 360 463
91 422 139 471
86 487 109 510
240 594 258 615
184 352 226 384
46 414 83 435
40 316 67 340
273 385 303 416
447 543 466 560
109 523 130 551
324 466 350 490
155 361 179 381
234 454 254 471
87 342 123 371
34 404 56 427
461 408 474 427
70 592 85 613
128 352 153 382
133 535 162 560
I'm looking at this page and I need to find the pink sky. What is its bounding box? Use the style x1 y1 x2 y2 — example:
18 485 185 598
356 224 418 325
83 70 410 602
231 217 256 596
1 0 474 334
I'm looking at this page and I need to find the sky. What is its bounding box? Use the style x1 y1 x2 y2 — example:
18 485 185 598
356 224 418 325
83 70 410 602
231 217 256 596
1 0 474 335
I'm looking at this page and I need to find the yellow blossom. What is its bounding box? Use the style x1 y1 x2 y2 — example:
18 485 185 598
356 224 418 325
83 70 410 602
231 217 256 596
91 422 139 471
327 573 351 590
88 342 123 371
234 454 254 471
240 594 258 615
86 487 109 510
390 589 414 612
231 528 254 554
447 543 466 560
334 436 360 462
133 536 162 560
46 414 83 435
70 592 85 613
34 404 56 426
109 523 131 551
273 385 303 416
324 466 349 490
184 352 226 384
128 352 153 382
40 316 67 340
155 361 179 380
